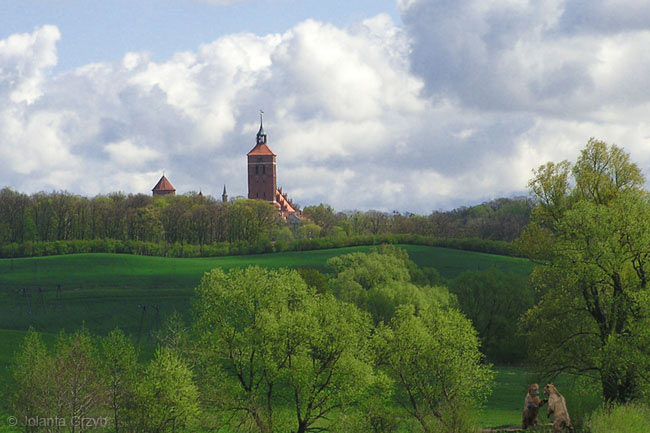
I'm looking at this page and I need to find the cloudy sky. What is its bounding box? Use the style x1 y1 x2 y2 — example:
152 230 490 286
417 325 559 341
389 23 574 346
1 0 650 213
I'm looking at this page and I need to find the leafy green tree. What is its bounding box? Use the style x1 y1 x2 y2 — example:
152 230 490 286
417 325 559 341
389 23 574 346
296 268 329 294
302 204 336 232
193 266 310 433
376 304 493 433
226 199 278 243
51 328 103 433
450 268 533 362
284 294 375 433
10 329 54 432
297 223 322 240
131 347 199 433
520 138 650 402
193 266 377 433
327 247 454 323
100 328 138 433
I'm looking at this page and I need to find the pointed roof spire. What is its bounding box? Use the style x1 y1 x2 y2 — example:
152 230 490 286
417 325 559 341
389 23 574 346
258 110 265 137
248 110 276 156
152 174 175 192
222 184 229 203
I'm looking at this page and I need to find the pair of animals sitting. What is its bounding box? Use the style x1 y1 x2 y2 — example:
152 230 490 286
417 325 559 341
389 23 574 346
522 383 573 432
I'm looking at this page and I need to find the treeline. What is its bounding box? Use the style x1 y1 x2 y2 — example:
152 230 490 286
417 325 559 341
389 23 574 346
0 189 278 246
302 198 533 242
8 247 494 433
0 188 530 258
0 233 517 259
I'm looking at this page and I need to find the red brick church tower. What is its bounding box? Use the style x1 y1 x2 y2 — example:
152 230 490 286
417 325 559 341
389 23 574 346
247 113 277 202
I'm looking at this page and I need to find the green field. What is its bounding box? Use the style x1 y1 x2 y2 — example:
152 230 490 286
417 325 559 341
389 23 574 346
0 245 535 429
0 245 532 335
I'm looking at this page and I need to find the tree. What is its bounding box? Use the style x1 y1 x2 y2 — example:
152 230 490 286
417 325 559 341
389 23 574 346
327 247 454 324
296 268 329 294
302 204 336 232
284 294 375 433
193 266 310 433
193 266 377 433
51 328 103 433
450 268 533 362
376 304 493 433
10 329 53 433
520 138 650 402
132 347 199 433
100 329 138 433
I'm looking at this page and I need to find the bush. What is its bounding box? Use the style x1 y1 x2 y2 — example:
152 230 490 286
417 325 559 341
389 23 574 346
588 403 650 433
0 234 521 259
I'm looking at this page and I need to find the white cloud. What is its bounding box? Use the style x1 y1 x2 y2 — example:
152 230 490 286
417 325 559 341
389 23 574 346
104 139 161 167
0 25 60 104
1 4 650 213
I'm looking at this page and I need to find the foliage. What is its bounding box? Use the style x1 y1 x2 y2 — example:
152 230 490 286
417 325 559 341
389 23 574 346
450 268 533 363
587 403 650 433
8 328 198 433
193 266 307 432
51 328 103 431
376 304 494 433
192 266 376 433
284 294 375 433
9 329 52 432
1 187 532 259
130 347 199 433
296 268 329 294
327 247 455 323
100 328 138 433
520 138 650 403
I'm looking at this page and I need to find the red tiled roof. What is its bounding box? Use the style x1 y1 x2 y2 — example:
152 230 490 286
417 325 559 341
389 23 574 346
275 188 302 219
152 175 176 192
247 143 276 156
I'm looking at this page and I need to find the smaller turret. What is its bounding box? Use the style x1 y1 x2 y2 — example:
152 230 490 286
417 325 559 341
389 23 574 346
222 185 228 203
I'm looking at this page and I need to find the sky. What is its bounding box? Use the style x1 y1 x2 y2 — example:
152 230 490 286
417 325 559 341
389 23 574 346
1 0 650 213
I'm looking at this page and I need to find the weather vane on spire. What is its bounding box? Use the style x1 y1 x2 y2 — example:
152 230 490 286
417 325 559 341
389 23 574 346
257 109 267 144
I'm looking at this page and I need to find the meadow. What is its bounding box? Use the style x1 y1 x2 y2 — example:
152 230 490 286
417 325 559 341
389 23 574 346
0 245 532 335
0 245 543 430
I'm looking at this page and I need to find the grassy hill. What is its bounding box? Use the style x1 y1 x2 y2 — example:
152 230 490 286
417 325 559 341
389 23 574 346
0 245 535 429
0 245 532 335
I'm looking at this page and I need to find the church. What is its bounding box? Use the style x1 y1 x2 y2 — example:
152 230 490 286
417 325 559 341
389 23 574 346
152 114 301 221
247 114 301 220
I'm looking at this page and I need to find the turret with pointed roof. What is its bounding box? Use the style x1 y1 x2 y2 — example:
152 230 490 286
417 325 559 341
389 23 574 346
222 185 228 203
247 112 276 157
152 174 176 196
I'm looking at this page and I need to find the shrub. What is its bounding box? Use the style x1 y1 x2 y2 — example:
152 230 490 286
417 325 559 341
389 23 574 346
588 403 650 433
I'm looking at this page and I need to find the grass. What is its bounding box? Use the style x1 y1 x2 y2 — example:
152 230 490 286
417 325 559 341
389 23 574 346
0 245 534 429
479 366 602 430
0 245 532 335
587 403 650 433
479 366 530 427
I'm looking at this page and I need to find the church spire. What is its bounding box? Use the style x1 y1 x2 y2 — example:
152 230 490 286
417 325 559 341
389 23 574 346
256 110 266 145
222 184 228 203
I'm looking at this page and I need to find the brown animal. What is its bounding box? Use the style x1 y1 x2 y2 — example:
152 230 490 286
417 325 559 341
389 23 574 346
544 383 574 433
521 383 548 429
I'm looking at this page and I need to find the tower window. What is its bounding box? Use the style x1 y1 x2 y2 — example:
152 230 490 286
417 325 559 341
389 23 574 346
255 166 259 174
263 165 266 174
